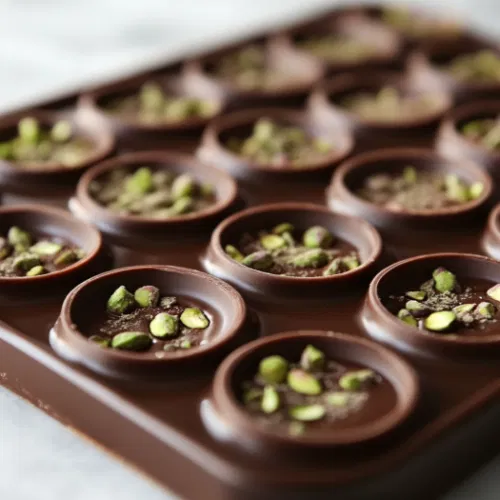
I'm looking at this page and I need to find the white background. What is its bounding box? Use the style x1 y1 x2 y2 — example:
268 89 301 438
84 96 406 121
0 1 499 499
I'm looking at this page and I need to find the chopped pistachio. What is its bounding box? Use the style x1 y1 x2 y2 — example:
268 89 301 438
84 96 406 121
287 369 322 395
150 312 179 338
180 339 192 349
289 249 328 268
433 267 457 293
259 355 288 384
7 226 31 249
476 301 496 319
0 238 12 260
322 258 342 276
160 296 178 309
403 166 417 184
469 182 484 200
260 234 286 250
302 225 333 249
272 222 294 235
30 240 62 256
300 344 325 372
243 387 262 404
405 300 429 317
134 285 160 308
111 331 152 351
107 285 136 314
18 117 40 144
398 308 418 327
225 244 244 262
326 392 350 407
288 421 305 436
241 250 273 271
50 120 72 143
171 173 195 200
169 195 194 215
53 249 79 266
406 290 426 301
289 404 326 422
89 335 111 348
424 311 456 332
13 252 40 272
180 307 210 329
486 284 500 302
261 386 280 414
453 303 476 315
26 265 45 277
339 369 376 391
342 255 360 271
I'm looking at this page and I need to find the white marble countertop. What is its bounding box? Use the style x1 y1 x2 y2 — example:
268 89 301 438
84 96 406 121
0 1 499 499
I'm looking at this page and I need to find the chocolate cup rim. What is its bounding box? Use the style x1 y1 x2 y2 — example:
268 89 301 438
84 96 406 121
74 150 239 226
482 204 500 260
212 330 420 448
79 72 225 132
367 252 500 348
184 37 325 99
200 107 354 175
0 109 115 175
438 99 500 159
309 70 453 129
210 202 382 284
0 204 103 285
56 265 247 366
328 147 493 219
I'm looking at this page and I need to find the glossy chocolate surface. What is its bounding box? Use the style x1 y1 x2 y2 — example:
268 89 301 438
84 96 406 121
0 5 500 500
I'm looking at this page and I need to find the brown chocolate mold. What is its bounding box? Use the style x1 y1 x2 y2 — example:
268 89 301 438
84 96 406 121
282 12 404 76
436 99 500 188
203 202 382 300
308 70 452 152
327 148 493 258
50 265 249 379
407 41 500 104
0 108 115 198
69 150 239 248
0 204 110 301
79 71 225 137
482 204 500 261
183 36 324 109
362 253 500 356
197 108 354 187
208 330 419 455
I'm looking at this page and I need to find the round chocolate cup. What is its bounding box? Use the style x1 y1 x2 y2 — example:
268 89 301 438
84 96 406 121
203 202 382 300
79 71 225 137
183 36 324 109
362 253 500 356
50 265 250 379
482 204 500 261
308 70 452 151
327 148 493 252
284 12 404 76
0 109 115 197
407 41 500 104
207 330 419 456
69 150 239 247
0 204 109 301
197 108 354 185
436 100 500 189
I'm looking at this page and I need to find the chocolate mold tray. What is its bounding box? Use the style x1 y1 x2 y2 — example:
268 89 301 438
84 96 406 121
1 4 500 500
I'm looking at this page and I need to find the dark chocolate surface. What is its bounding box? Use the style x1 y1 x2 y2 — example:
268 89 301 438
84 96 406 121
0 4 499 500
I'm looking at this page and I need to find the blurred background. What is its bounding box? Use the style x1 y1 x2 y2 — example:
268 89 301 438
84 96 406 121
0 0 499 499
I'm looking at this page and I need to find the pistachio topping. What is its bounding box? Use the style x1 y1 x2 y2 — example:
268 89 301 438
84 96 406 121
298 35 375 63
150 312 179 338
180 307 210 329
462 117 500 151
107 285 136 314
261 386 280 414
302 225 334 249
487 284 500 302
446 50 500 83
89 335 111 348
398 308 418 327
259 355 288 384
134 285 160 308
111 331 153 351
424 311 457 332
339 370 376 391
287 369 322 395
289 404 326 422
300 344 325 372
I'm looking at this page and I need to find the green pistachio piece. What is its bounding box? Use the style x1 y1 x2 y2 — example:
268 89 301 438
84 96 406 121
405 300 429 317
403 166 417 184
107 285 136 314
300 344 325 372
259 355 288 384
406 290 426 301
89 335 111 348
475 301 496 319
26 265 45 277
180 307 210 329
7 226 32 249
486 284 500 302
339 369 376 391
289 249 328 269
312 138 332 153
13 252 40 272
424 311 456 332
150 312 179 338
326 392 350 407
323 258 341 276
289 404 326 422
171 173 195 200
18 117 40 144
111 331 152 351
125 167 153 195
225 244 244 262
302 225 333 249
253 119 275 141
272 222 294 235
134 285 160 307
433 267 457 293
0 142 12 159
139 82 165 112
260 234 286 250
53 249 79 266
0 238 12 260
200 182 214 198
180 339 192 349
398 309 418 327
169 195 194 215
30 240 62 256
243 387 262 404
469 182 484 200
50 120 72 143
288 421 305 436
342 255 360 271
287 369 322 395
241 250 273 271
453 303 476 316
445 174 469 203
261 385 280 414
160 296 177 309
